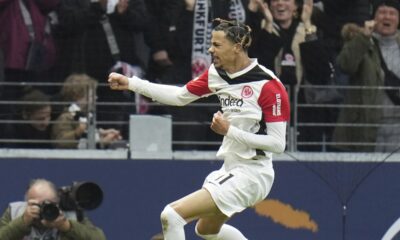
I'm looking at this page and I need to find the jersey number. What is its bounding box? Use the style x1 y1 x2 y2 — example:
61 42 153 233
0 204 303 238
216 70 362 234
215 173 234 184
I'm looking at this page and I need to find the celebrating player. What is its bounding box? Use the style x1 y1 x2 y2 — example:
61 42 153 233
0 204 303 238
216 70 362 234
108 18 290 240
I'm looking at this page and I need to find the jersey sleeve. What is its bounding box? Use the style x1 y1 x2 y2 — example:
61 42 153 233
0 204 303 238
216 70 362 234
258 80 290 122
185 70 212 97
128 76 200 106
227 122 286 154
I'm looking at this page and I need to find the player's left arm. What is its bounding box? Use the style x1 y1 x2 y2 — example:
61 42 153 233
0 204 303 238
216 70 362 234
226 122 286 154
226 80 290 154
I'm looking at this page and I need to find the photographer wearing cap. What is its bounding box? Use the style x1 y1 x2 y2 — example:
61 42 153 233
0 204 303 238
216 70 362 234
0 179 106 240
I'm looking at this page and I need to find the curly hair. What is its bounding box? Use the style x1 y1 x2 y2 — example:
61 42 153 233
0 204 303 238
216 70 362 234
61 74 98 102
213 18 252 50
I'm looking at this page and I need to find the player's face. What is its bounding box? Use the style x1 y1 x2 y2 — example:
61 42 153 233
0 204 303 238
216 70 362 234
374 6 399 36
208 30 237 70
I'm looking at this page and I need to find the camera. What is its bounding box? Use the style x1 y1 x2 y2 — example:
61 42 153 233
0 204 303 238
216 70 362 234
58 181 103 211
39 201 60 221
39 182 103 221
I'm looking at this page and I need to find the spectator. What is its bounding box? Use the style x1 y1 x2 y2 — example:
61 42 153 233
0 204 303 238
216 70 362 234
53 0 148 132
322 0 371 45
247 0 337 151
144 0 183 85
1 88 53 149
55 0 148 80
333 0 400 152
51 74 121 149
0 178 106 240
0 0 59 95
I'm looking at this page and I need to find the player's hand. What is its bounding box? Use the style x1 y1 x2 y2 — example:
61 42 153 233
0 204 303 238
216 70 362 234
108 72 129 91
23 200 41 225
211 111 230 136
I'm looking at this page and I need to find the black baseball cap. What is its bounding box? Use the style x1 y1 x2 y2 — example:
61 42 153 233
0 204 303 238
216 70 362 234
373 0 400 15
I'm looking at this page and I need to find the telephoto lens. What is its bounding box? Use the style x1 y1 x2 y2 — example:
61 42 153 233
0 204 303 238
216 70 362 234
39 201 60 221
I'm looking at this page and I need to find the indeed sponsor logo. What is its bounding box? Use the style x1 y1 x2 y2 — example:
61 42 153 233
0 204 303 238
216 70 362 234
218 95 244 107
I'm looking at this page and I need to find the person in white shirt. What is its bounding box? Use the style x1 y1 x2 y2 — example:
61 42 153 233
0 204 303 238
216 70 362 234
108 18 290 240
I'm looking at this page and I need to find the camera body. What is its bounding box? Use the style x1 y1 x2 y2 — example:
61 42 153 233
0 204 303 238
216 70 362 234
39 201 60 221
38 182 103 222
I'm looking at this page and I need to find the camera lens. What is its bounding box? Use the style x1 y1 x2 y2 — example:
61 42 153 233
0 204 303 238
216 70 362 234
40 202 60 221
75 182 103 210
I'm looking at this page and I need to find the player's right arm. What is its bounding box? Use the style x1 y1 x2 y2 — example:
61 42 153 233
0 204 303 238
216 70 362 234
108 72 203 106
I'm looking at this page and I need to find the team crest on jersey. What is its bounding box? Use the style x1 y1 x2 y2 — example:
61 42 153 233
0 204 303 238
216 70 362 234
241 85 253 98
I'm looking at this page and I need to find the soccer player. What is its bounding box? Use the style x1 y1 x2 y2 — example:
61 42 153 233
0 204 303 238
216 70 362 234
108 18 290 240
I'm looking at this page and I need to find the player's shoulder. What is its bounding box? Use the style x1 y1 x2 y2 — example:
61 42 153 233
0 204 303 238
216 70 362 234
261 79 287 95
257 64 278 80
241 61 277 83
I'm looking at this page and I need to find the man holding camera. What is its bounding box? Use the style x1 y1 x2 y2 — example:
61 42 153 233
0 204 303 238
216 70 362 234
0 179 106 240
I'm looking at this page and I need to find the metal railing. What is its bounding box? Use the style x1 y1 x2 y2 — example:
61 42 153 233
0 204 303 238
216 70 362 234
1 81 399 152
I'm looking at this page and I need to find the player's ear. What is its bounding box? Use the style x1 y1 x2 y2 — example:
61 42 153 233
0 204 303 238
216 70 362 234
233 43 242 53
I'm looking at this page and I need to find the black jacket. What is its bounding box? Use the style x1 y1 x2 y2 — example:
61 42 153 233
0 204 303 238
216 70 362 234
55 0 149 80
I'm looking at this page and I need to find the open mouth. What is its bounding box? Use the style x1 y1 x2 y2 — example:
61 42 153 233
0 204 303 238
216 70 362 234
274 8 287 15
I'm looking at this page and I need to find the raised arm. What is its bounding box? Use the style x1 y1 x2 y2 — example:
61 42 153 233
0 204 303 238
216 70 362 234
108 72 201 106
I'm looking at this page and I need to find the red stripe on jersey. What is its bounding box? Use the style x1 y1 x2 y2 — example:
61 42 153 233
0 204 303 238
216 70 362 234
258 79 290 122
186 70 212 96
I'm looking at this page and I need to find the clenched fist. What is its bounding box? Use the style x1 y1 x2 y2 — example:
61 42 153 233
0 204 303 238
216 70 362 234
108 72 130 91
210 111 230 136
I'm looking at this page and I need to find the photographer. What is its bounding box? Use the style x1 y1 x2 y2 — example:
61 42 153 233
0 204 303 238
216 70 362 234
0 179 106 240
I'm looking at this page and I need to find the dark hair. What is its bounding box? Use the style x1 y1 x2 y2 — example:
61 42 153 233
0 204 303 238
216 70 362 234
20 88 50 115
373 0 400 15
212 18 252 50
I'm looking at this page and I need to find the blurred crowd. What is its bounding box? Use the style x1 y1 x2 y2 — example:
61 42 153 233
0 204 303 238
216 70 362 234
0 0 399 152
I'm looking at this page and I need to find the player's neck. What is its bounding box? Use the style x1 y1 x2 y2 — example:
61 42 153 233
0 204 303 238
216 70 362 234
225 56 252 74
